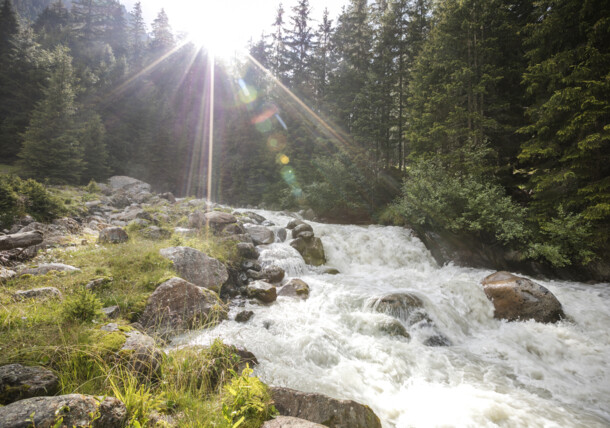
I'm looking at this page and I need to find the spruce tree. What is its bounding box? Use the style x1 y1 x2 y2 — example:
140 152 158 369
150 8 174 52
286 0 314 94
19 46 83 184
128 1 147 66
79 110 110 182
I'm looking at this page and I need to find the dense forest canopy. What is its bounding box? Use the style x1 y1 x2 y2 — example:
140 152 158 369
0 0 608 269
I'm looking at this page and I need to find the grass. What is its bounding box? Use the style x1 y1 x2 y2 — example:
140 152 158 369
0 190 273 426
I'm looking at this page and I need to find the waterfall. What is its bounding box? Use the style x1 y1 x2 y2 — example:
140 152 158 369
174 210 610 428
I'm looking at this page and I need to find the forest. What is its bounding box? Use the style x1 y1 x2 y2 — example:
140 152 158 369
0 0 609 271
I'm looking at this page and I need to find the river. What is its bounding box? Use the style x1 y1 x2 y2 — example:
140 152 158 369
174 210 610 428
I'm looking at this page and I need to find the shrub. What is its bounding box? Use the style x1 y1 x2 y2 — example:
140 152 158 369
62 288 102 323
19 178 65 222
221 365 277 428
0 176 23 228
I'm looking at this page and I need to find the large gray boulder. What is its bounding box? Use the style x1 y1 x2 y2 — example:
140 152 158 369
19 263 80 276
247 265 285 283
108 176 151 194
290 237 326 266
204 211 237 231
262 416 326 428
0 394 126 428
244 224 275 245
121 330 163 377
271 387 381 428
481 271 565 323
160 246 228 292
278 279 310 299
0 364 59 404
291 223 313 239
98 227 128 244
139 277 227 334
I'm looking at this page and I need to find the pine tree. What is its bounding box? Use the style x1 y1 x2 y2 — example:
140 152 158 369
128 1 147 65
270 3 289 82
150 8 174 52
19 46 83 184
311 8 333 109
0 0 19 59
286 0 314 94
33 0 71 48
79 110 110 182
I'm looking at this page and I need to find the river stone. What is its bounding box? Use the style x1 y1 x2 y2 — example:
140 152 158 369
481 271 565 323
290 237 326 266
235 310 254 322
244 224 275 245
0 364 59 404
242 211 267 224
247 281 277 303
371 293 425 322
141 226 171 240
271 387 382 428
379 319 410 338
237 242 259 259
19 263 80 276
292 223 314 239
278 279 310 299
108 175 151 194
139 277 227 334
98 227 129 244
0 394 127 428
121 330 163 377
204 211 237 229
14 287 62 301
223 223 246 236
247 265 285 283
286 219 306 230
160 246 229 292
188 210 206 229
262 416 326 428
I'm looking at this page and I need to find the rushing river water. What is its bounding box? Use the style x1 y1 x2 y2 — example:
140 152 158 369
174 210 610 428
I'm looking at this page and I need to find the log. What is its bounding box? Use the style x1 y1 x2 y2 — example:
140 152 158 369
0 231 44 251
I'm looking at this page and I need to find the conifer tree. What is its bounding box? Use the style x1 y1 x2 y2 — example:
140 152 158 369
270 3 289 82
79 110 110 182
150 8 174 52
286 0 314 94
311 8 333 109
19 46 83 184
128 1 147 65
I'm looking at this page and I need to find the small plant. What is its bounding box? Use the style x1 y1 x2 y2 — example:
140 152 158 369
109 370 166 427
221 365 277 428
62 288 102 323
86 179 100 193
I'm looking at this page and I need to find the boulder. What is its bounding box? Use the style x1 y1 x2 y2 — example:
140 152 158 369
290 237 326 266
242 211 267 224
235 310 254 323
247 281 277 304
0 364 59 405
278 279 310 299
291 223 314 239
141 226 171 241
108 176 151 194
159 246 229 292
262 416 326 428
204 211 237 231
0 231 44 251
121 330 163 377
481 271 565 323
286 219 306 230
188 210 206 229
98 227 128 244
159 192 176 203
102 305 120 319
247 266 285 283
244 224 275 245
139 277 227 334
0 267 16 281
0 394 126 428
378 319 410 338
371 293 425 323
223 223 246 236
19 263 80 276
237 242 259 259
86 277 113 291
271 387 381 428
14 287 62 301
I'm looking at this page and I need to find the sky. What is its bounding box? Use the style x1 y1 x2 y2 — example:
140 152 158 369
122 1 349 50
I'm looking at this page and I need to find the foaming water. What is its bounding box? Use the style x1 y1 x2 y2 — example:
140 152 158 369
175 210 610 428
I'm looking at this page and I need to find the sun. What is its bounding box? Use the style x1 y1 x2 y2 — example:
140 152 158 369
177 4 246 56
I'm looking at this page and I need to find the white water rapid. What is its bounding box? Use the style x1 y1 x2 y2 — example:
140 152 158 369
174 210 610 428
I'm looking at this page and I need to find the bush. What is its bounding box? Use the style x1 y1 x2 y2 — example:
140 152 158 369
62 288 102 323
0 176 23 229
222 365 276 428
19 178 65 222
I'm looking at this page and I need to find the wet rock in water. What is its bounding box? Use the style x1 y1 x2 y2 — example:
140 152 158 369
242 211 267 224
371 293 425 322
98 226 129 244
247 281 277 303
244 224 275 245
139 277 227 335
237 242 259 259
0 394 126 428
290 237 326 266
141 226 171 241
262 416 327 428
19 263 80 276
275 227 288 242
102 305 120 319
235 310 254 323
324 268 340 275
378 319 410 339
160 246 229 292
233 347 259 372
223 223 246 236
247 265 285 283
86 277 113 291
278 278 310 299
424 335 452 347
14 287 62 301
286 219 306 230
271 387 382 428
242 260 262 272
0 364 59 404
481 271 565 323
291 223 313 239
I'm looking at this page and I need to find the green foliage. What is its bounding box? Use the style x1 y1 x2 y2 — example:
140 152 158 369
62 288 103 323
397 154 527 245
222 365 277 428
0 175 22 228
109 370 166 427
19 178 65 222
